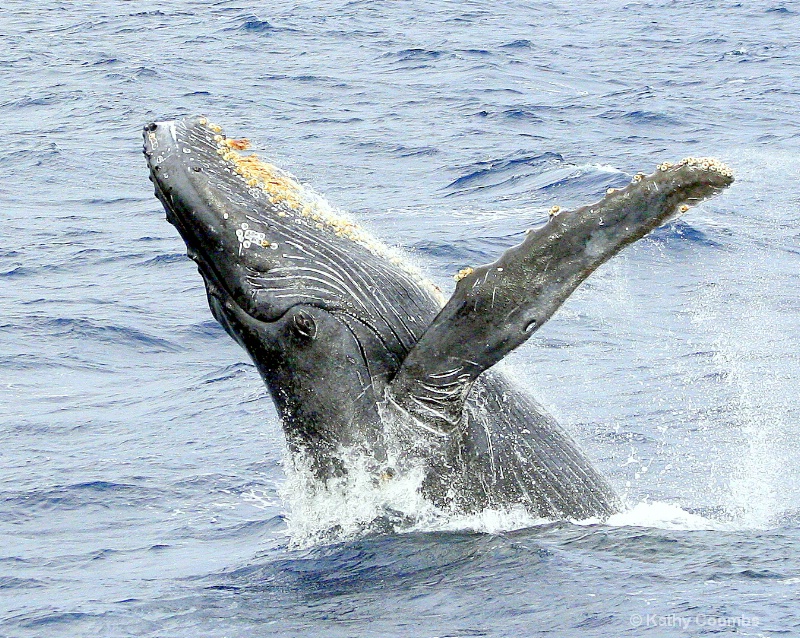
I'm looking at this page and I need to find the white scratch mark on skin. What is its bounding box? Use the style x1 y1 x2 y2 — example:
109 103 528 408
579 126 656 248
272 292 330 303
429 368 463 379
418 382 463 400
267 273 354 302
406 396 452 429
284 240 315 257
267 265 370 311
352 381 375 404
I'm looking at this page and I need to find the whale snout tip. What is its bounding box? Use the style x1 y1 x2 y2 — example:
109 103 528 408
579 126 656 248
142 116 215 150
142 119 172 139
142 119 182 160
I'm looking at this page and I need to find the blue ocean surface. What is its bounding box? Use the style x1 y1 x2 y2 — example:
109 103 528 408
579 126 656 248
2 1 800 636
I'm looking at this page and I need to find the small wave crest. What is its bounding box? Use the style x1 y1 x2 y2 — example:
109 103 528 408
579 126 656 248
443 153 626 204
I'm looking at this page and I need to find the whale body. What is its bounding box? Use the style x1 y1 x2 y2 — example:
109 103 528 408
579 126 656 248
143 116 733 520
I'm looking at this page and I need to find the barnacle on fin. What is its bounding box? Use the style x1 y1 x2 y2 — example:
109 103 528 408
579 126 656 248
674 156 734 178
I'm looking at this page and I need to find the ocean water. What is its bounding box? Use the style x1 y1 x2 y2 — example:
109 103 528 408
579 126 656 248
2 1 800 636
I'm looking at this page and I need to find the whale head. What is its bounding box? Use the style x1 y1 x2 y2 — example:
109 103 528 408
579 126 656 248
143 116 441 476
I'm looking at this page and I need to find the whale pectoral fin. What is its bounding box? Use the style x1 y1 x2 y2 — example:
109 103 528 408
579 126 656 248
386 158 734 431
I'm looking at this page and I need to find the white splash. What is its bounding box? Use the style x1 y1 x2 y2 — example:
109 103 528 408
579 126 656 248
410 505 549 535
603 501 731 531
281 448 432 548
278 432 753 546
280 439 558 547
689 250 795 528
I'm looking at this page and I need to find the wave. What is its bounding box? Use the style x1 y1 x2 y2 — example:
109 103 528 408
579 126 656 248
34 317 182 352
443 153 626 200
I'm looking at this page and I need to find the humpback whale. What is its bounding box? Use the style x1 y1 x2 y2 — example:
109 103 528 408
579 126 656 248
143 116 733 521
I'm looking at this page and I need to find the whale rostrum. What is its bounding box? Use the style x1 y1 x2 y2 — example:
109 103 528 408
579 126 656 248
143 116 733 520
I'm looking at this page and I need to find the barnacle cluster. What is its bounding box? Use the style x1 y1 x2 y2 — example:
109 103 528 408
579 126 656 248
201 119 446 305
454 266 474 282
206 121 392 244
660 157 734 178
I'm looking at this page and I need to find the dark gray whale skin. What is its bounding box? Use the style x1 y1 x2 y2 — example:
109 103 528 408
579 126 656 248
143 116 733 520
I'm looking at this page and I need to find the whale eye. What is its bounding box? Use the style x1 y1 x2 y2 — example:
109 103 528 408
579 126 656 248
292 311 317 340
